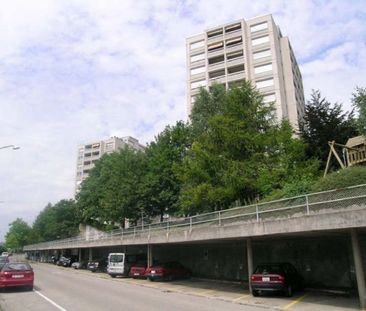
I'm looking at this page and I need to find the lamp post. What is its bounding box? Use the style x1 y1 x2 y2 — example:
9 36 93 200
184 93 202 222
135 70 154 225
0 145 20 151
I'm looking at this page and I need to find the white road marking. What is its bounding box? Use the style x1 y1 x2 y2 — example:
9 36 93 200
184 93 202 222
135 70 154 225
34 290 68 311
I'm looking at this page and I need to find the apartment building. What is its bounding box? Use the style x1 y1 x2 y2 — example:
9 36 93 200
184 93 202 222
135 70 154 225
186 14 305 130
75 136 145 194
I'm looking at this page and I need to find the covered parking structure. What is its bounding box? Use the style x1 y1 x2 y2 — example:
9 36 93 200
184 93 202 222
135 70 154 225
24 184 366 308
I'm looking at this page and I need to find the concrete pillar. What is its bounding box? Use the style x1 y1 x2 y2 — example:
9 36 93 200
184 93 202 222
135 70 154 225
351 229 366 309
78 249 82 262
88 248 93 261
147 244 153 268
247 238 253 293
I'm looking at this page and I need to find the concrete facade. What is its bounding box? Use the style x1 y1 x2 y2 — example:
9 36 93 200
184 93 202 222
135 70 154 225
186 14 305 130
75 136 145 194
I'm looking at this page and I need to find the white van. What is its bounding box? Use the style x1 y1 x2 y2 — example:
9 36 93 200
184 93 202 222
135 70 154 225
107 253 127 278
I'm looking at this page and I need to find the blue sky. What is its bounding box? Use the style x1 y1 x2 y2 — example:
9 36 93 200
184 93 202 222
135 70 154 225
0 0 365 241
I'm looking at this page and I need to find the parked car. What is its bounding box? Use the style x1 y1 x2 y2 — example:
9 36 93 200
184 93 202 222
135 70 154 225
56 256 69 266
71 261 87 269
61 256 78 267
1 252 9 257
129 261 147 279
0 262 34 291
250 263 304 297
87 258 108 273
145 261 191 281
0 256 9 269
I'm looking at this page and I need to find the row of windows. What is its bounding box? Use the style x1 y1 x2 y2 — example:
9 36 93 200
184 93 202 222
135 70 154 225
190 38 270 65
189 21 269 50
207 36 243 52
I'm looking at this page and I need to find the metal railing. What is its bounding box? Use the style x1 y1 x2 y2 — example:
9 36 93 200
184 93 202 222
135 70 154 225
24 184 366 250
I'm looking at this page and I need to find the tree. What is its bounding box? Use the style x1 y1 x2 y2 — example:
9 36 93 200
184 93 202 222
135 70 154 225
190 84 226 138
32 200 79 242
76 147 147 228
178 82 317 215
299 90 358 170
5 218 32 251
352 87 366 135
142 121 192 220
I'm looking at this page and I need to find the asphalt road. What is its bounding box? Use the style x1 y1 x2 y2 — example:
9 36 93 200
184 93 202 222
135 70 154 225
0 261 265 311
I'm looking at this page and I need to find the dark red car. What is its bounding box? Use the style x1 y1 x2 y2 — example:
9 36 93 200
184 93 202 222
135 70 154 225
0 262 34 291
129 262 147 279
145 261 191 281
251 263 304 297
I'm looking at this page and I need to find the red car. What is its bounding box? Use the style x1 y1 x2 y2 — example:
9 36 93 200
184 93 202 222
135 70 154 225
251 263 304 297
129 263 147 279
145 261 191 281
0 262 34 291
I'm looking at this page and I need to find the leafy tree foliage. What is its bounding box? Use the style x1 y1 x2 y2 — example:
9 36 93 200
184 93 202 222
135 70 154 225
76 147 147 228
352 87 366 135
178 82 318 215
142 121 192 220
32 200 79 242
190 84 226 138
5 218 32 251
299 90 358 170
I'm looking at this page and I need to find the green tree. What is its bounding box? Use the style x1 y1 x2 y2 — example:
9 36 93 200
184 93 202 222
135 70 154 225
352 87 366 135
76 147 147 228
299 90 357 170
179 82 317 214
32 200 79 242
5 218 32 251
190 84 226 138
142 121 192 220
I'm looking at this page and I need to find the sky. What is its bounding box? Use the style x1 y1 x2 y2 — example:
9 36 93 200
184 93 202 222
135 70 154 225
0 0 365 242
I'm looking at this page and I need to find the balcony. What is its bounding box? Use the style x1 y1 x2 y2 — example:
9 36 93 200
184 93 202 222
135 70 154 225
227 72 246 83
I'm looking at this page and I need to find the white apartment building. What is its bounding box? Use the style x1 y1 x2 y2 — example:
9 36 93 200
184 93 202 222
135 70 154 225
186 14 305 130
75 136 145 194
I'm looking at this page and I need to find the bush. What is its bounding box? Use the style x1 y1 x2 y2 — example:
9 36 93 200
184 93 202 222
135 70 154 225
311 166 366 192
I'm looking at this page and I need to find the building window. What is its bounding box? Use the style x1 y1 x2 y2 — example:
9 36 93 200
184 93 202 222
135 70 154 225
92 143 100 148
190 40 204 50
228 79 245 89
227 50 243 60
256 78 274 89
253 49 271 60
254 63 273 74
190 53 205 63
207 28 223 38
225 23 241 33
226 36 242 47
263 94 276 103
191 66 206 75
208 41 224 52
191 79 207 89
208 55 225 65
227 64 244 74
252 36 269 46
209 69 225 79
250 22 268 33
105 142 114 151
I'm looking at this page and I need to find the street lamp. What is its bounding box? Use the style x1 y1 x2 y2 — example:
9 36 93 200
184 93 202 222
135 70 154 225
0 145 20 151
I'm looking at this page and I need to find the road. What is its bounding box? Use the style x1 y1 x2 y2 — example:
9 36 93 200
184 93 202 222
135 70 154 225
0 261 265 311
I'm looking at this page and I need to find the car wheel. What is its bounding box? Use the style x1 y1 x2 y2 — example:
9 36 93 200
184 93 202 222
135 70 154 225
252 290 259 297
27 285 34 291
148 277 154 282
110 274 116 278
285 285 293 297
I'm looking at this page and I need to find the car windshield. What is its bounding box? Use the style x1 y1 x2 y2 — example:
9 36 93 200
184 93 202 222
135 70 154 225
2 263 31 272
254 264 283 274
109 254 124 263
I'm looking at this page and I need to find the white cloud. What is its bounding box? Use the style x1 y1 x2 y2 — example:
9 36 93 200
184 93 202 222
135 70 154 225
0 0 365 241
